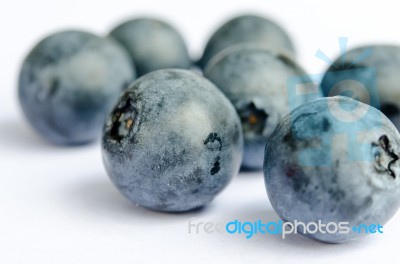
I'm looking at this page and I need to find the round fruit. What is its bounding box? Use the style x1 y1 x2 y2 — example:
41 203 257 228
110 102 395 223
18 30 135 145
199 14 295 68
102 69 243 212
109 18 191 76
264 96 400 243
204 44 319 170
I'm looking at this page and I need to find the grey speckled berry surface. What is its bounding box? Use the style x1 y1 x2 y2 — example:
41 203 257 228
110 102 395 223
102 69 243 212
109 18 191 77
18 30 135 145
264 96 400 243
321 45 400 131
204 44 320 170
199 14 295 69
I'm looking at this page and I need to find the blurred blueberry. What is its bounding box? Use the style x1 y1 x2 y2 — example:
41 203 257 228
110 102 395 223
199 14 295 69
264 96 400 243
102 69 243 212
321 45 400 131
204 44 319 170
18 30 135 145
109 18 191 76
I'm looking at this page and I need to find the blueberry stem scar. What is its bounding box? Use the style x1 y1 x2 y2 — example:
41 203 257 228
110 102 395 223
109 95 138 142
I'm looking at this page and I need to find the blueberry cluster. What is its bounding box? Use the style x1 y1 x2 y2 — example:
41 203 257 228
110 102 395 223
18 14 400 243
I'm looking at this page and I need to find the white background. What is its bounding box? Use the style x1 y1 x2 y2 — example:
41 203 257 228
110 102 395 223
1 0 400 263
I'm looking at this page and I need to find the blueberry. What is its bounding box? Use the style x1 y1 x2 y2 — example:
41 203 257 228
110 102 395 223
264 96 400 243
199 14 295 69
18 30 135 145
109 18 191 76
101 69 243 212
204 44 319 170
321 45 400 131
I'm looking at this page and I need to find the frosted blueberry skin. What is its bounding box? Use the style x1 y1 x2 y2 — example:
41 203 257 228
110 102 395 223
109 18 191 77
320 45 400 131
102 69 243 212
199 14 295 69
204 44 319 170
264 96 400 243
18 30 135 145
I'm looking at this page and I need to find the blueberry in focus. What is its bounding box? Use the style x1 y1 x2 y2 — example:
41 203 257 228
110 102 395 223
320 45 400 131
264 96 400 243
199 14 295 69
204 44 319 170
18 30 135 145
102 69 243 212
109 18 191 76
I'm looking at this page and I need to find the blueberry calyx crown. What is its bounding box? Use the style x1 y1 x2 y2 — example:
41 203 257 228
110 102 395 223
372 135 399 179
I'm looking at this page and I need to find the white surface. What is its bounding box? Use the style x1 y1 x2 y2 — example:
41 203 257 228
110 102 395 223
1 0 400 263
